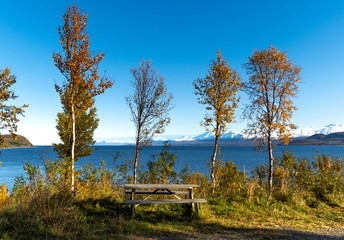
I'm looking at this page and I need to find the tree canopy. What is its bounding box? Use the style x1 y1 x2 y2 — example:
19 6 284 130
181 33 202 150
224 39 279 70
0 68 28 146
126 59 173 183
243 46 301 191
53 4 113 191
194 50 242 192
53 108 99 161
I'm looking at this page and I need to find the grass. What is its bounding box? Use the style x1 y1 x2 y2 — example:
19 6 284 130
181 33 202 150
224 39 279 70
0 194 343 239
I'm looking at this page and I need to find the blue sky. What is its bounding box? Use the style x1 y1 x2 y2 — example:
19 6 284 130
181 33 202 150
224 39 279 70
1 0 344 145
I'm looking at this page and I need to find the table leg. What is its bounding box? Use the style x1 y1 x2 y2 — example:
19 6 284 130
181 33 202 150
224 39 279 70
195 203 200 216
131 189 136 217
188 188 194 214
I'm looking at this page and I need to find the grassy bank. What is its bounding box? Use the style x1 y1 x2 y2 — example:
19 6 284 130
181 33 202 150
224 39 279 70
0 195 343 239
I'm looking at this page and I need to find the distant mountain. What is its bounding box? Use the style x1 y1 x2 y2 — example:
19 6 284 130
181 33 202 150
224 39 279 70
291 124 344 138
95 130 249 146
95 123 344 146
192 131 243 141
95 139 135 146
0 134 34 149
291 132 344 145
167 130 251 145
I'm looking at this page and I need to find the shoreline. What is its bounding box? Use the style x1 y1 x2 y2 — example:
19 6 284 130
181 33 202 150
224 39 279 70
0 145 35 150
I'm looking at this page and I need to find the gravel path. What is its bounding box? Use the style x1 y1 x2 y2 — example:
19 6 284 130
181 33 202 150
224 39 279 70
130 227 344 240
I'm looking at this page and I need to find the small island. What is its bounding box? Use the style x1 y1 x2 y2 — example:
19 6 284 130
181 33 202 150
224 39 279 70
0 134 34 149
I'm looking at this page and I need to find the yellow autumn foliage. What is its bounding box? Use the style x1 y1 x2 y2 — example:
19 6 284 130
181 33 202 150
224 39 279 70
0 68 28 147
0 184 9 206
243 46 301 191
193 49 242 191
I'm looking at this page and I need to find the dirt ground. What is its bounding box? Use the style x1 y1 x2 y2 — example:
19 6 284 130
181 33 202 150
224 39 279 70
130 227 344 240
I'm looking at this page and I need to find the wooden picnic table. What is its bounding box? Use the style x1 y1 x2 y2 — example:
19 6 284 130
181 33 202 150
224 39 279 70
124 183 207 217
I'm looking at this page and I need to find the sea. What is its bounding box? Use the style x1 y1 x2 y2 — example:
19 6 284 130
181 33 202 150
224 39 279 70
0 145 344 191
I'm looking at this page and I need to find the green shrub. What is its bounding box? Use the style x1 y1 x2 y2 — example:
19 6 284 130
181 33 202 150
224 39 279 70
252 163 268 187
113 151 134 185
311 154 344 198
215 161 244 201
139 142 177 184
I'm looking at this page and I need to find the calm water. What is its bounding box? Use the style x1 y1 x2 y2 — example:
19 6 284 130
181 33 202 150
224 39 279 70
0 145 344 191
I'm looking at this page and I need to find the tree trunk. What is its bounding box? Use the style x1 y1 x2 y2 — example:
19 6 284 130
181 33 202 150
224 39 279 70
211 134 219 194
267 135 274 195
133 127 141 184
71 106 76 192
133 143 139 184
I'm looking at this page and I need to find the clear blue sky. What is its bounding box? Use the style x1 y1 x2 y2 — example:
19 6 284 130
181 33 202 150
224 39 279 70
1 0 344 145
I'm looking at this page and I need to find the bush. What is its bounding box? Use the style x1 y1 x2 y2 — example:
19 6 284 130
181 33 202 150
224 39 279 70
215 161 244 201
77 160 119 200
179 164 209 197
139 142 177 184
252 164 268 187
311 154 344 198
0 184 9 207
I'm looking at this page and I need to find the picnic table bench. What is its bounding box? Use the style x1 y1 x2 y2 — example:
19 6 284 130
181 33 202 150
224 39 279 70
124 183 207 217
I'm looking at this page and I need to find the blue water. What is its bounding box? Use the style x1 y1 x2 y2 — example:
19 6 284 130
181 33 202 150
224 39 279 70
0 145 343 191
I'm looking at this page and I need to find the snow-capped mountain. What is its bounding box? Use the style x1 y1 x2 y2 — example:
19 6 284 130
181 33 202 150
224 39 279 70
173 135 195 142
193 132 215 140
95 137 134 145
95 124 344 145
292 124 344 138
192 130 243 141
152 136 168 142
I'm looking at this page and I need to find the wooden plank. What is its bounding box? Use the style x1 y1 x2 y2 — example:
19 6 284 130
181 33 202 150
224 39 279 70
124 184 200 190
125 191 188 195
124 199 207 205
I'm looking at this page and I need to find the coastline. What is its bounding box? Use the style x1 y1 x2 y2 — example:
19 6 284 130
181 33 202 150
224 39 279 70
0 145 35 150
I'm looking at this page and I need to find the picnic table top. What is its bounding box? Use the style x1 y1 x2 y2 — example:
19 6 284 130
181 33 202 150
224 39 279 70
124 183 200 190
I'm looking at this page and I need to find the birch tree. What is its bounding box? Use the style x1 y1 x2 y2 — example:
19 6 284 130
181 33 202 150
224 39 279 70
126 59 173 184
53 4 113 191
53 108 99 162
243 46 301 192
193 50 242 193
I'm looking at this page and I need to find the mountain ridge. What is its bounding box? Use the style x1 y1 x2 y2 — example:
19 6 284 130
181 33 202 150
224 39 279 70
95 123 344 146
290 132 344 145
